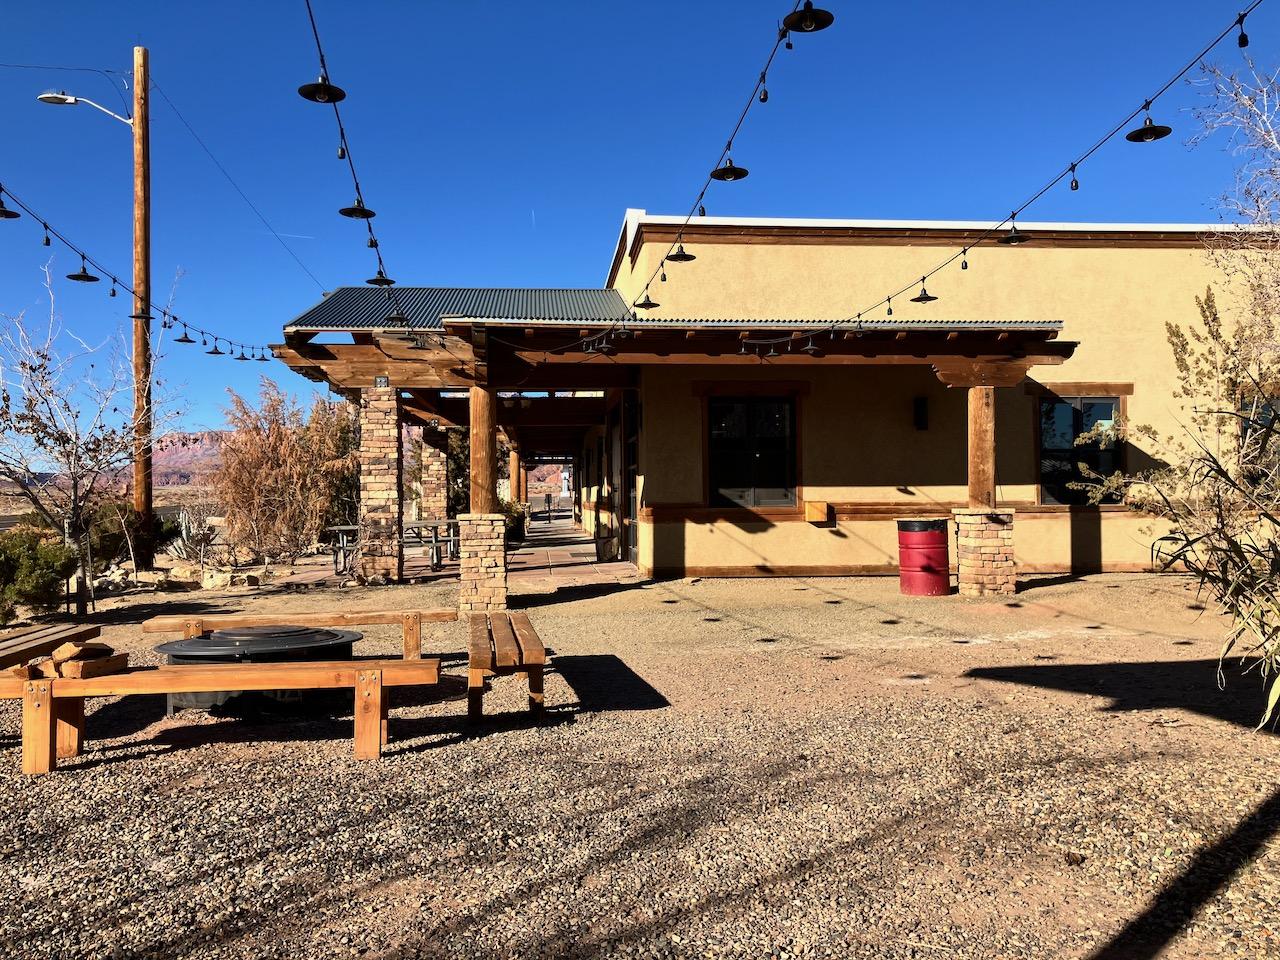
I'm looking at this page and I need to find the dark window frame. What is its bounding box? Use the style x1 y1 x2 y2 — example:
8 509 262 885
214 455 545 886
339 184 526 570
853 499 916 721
706 394 799 508
1036 395 1124 506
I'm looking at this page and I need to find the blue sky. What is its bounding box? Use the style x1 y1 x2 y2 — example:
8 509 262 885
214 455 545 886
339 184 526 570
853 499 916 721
0 1 1270 427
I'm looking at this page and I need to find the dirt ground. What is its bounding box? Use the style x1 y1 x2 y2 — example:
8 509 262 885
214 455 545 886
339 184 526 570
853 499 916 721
1 571 1277 959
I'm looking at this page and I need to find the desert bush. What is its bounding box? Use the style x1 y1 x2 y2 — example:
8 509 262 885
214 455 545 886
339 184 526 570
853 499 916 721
211 379 357 567
0 528 78 624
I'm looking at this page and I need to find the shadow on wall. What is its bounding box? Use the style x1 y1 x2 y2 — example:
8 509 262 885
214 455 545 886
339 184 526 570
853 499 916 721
966 658 1272 733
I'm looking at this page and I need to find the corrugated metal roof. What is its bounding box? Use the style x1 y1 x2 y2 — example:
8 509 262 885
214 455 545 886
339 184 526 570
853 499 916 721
285 287 632 331
463 317 1065 332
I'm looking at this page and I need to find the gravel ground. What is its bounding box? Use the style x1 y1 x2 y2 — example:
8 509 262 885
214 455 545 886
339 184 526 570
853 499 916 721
1 572 1278 959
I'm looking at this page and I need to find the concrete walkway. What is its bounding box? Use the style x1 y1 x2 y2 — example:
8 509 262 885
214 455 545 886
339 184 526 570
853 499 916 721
277 511 641 592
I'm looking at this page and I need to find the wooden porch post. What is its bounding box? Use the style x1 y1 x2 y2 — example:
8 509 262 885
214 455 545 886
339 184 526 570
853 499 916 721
470 385 498 514
967 385 996 509
520 464 529 502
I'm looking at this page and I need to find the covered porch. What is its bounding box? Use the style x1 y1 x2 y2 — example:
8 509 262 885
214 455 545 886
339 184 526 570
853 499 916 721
274 287 1077 599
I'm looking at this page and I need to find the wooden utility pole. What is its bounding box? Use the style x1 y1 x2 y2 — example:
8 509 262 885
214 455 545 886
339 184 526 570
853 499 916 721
469 386 498 514
132 46 154 568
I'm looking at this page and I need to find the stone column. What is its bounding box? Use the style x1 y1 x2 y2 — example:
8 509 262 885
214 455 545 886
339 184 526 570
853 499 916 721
458 513 506 612
953 508 1015 597
420 429 449 521
357 385 403 582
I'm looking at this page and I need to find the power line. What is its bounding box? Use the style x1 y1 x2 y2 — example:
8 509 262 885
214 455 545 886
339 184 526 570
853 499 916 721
0 61 131 115
150 79 327 292
0 181 276 361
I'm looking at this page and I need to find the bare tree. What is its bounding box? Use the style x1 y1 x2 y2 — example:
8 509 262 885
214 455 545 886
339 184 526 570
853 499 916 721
1080 60 1280 726
0 267 148 613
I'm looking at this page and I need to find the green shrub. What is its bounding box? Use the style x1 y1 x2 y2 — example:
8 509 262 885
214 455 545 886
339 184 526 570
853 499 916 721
0 529 78 624
499 499 527 542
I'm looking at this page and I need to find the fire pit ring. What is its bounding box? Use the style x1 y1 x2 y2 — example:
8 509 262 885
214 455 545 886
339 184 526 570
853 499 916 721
156 625 362 712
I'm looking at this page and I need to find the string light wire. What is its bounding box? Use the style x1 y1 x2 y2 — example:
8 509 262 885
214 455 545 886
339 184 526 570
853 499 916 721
0 182 274 359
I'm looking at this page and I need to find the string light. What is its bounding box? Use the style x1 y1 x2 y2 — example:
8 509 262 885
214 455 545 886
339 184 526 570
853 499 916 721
909 279 937 304
299 0 408 325
0 182 274 360
667 242 696 263
67 255 99 283
630 1 832 313
839 1 1261 333
1238 12 1250 47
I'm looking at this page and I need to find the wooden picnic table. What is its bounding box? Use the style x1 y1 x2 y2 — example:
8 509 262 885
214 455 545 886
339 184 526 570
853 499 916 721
326 521 459 575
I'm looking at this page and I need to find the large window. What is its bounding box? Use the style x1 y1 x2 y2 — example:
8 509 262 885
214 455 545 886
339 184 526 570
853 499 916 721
708 396 797 507
1039 396 1121 505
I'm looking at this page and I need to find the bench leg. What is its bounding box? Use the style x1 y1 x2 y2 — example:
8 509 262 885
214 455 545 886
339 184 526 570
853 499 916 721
401 613 422 660
467 668 486 721
380 690 389 747
22 681 57 775
354 669 384 759
527 666 544 714
56 697 85 759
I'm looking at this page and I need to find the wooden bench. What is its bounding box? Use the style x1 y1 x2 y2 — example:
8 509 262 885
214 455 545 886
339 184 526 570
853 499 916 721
468 612 546 720
0 657 440 774
142 609 457 659
0 623 102 670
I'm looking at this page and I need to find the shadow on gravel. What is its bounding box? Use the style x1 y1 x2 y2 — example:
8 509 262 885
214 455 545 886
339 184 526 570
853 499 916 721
966 658 1272 732
553 654 669 712
1085 786 1280 960
510 581 649 610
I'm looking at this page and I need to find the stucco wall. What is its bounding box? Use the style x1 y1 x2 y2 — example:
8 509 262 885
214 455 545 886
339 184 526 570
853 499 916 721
616 224 1230 576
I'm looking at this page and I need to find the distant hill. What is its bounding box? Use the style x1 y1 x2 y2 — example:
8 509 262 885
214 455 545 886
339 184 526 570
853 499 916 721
154 431 223 487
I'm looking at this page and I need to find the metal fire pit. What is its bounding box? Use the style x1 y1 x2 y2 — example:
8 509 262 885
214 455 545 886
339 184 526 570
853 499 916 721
155 625 361 712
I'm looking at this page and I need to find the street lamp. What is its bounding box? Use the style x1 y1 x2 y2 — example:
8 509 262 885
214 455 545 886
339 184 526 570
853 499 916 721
38 48 156 570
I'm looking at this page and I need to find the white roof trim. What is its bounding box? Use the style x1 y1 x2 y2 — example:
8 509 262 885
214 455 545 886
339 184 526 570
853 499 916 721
628 211 1229 233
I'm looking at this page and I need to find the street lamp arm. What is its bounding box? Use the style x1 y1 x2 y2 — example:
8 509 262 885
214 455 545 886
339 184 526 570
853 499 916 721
75 96 132 126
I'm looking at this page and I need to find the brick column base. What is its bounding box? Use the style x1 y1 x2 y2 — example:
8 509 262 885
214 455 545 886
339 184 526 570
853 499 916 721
459 513 506 613
953 509 1015 597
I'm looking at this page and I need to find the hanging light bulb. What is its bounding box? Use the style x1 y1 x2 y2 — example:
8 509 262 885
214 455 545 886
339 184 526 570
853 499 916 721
175 324 196 344
635 293 659 310
998 217 1031 245
235 348 250 361
765 344 779 359
0 193 20 221
298 75 347 103
801 337 819 355
739 341 747 355
1125 103 1172 143
109 279 118 298
66 255 100 283
698 204 707 217
759 72 769 103
256 348 271 362
1238 13 1250 48
886 298 894 318
207 338 225 356
1068 163 1080 192
910 278 938 304
367 268 395 286
385 304 409 325
667 243 696 263
783 27 794 50
367 236 379 249
660 266 667 283
961 248 969 270
339 198 376 219
337 143 347 160
783 1 835 34
710 157 749 182
41 223 51 245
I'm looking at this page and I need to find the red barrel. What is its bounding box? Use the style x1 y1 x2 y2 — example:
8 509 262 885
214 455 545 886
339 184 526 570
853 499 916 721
896 518 950 596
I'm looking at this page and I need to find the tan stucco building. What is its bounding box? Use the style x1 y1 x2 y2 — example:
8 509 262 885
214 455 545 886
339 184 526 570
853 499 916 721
277 210 1224 589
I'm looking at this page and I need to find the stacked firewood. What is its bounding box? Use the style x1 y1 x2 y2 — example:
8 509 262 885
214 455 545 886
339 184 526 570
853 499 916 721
7 641 129 680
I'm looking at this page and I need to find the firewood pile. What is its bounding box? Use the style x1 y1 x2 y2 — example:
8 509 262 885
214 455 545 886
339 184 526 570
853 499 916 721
7 641 128 680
